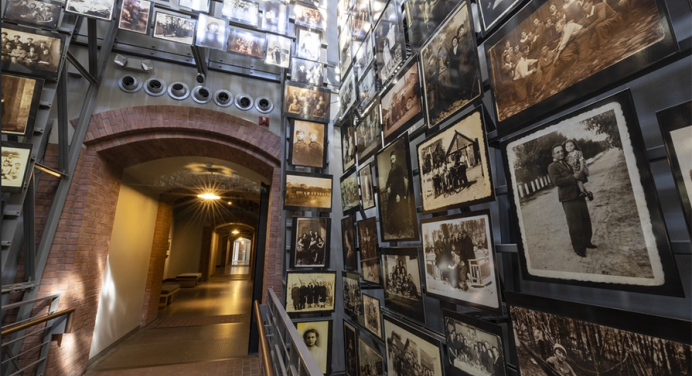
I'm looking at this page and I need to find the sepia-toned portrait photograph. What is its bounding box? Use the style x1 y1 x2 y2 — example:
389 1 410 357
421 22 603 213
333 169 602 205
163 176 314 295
340 69 357 118
381 56 424 144
264 34 291 68
359 338 385 376
444 309 506 376
374 0 406 84
221 0 258 27
289 120 326 168
420 2 481 129
1 142 32 192
4 0 61 29
295 320 333 374
477 0 521 32
66 0 114 20
417 109 494 213
343 272 362 320
178 0 209 12
293 3 327 31
1 74 43 136
227 26 266 59
503 92 682 294
382 247 424 323
341 170 361 214
195 14 228 51
342 216 358 271
291 217 330 268
284 82 331 123
362 293 381 338
355 103 382 163
1 25 64 80
341 123 356 171
404 0 462 52
339 26 353 74
296 28 321 61
262 2 287 34
344 321 359 376
284 171 332 211
361 259 381 285
384 315 444 376
376 134 420 242
287 272 336 314
358 216 379 261
153 12 195 45
290 57 323 86
358 164 376 210
118 0 151 34
351 0 371 41
421 211 501 311
357 64 377 111
354 32 374 81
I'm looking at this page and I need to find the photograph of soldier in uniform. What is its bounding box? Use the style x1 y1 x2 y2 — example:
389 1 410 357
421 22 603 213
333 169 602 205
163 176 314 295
118 0 151 34
420 2 481 129
384 315 444 376
1 144 32 190
382 247 424 323
1 74 42 136
178 0 208 12
227 26 266 59
421 211 501 311
284 82 331 123
221 0 258 27
381 57 424 144
341 123 357 171
362 293 381 338
374 0 405 84
295 320 333 374
361 259 381 285
0 27 63 79
376 134 420 242
352 0 371 41
342 216 358 271
293 3 327 31
66 0 114 20
344 321 359 376
262 2 287 34
283 172 332 211
488 0 670 123
342 170 361 214
153 12 196 45
339 26 353 74
340 70 357 119
343 272 362 320
195 14 228 51
404 0 462 52
358 216 379 261
264 34 291 68
354 33 374 81
417 110 493 213
444 311 506 376
3 0 62 29
355 103 382 164
296 28 321 61
359 338 385 376
286 272 336 314
290 120 326 168
358 164 376 209
292 217 329 268
290 58 324 86
477 0 521 32
358 64 378 111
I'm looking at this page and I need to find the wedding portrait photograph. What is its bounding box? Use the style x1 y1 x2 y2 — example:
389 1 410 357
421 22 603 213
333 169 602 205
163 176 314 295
295 320 333 374
417 109 494 213
503 91 682 295
195 14 228 51
1 142 32 192
296 28 322 61
262 2 287 34
443 309 506 376
358 216 379 261
293 3 327 31
376 134 420 242
290 58 324 86
341 170 361 215
344 321 359 376
358 164 376 210
153 12 195 45
221 0 258 27
342 216 358 271
404 0 462 51
341 123 356 172
384 315 444 376
421 210 501 311
289 120 326 168
3 0 62 29
284 82 331 123
1 25 64 80
374 0 405 84
1 73 43 136
286 271 336 314
381 56 424 144
283 171 332 212
343 272 362 320
264 34 291 68
359 337 385 376
291 217 330 268
66 0 114 20
226 26 266 59
355 103 382 163
118 0 151 34
361 259 381 285
381 247 424 323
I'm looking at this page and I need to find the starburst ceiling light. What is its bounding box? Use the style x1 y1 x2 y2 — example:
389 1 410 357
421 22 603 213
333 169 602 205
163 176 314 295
198 192 220 200
232 230 240 235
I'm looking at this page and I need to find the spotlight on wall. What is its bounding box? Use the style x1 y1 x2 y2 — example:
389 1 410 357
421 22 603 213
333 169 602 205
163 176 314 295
214 90 233 107
118 75 143 93
144 78 166 97
168 82 190 100
198 192 220 200
191 86 212 104
114 54 128 67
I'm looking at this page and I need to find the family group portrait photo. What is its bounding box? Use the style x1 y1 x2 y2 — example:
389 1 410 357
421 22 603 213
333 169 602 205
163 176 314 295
284 82 330 123
286 272 336 314
341 171 361 214
444 311 506 376
290 58 324 86
291 217 329 268
222 0 259 26
1 26 63 79
1 144 31 191
153 12 195 45
293 3 327 31
385 317 444 376
382 247 424 323
343 272 362 320
227 27 266 59
66 0 114 20
359 338 385 376
381 57 423 143
290 120 326 168
4 0 62 29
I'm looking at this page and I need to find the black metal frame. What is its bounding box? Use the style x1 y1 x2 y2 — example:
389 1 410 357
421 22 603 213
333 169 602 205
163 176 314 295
341 169 362 215
0 73 44 137
289 216 332 269
288 119 328 169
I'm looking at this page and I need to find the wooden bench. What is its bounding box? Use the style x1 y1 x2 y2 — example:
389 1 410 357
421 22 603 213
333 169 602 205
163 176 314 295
176 273 202 288
159 283 180 308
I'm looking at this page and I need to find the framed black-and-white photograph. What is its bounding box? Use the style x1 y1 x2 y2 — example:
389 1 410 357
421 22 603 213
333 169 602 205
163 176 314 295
420 1 481 129
341 170 361 215
502 90 683 295
486 0 678 134
355 102 382 164
1 142 33 193
358 216 379 261
289 120 326 168
344 320 359 376
226 26 266 59
443 309 507 376
1 73 43 137
178 0 209 12
421 210 502 312
284 171 333 212
264 34 291 68
359 337 385 376
477 0 522 33
340 69 357 118
507 292 692 376
361 259 381 285
657 101 692 235
284 81 331 123
354 32 374 81
295 319 333 374
343 272 363 321
376 133 420 242
66 0 114 20
0 24 64 80
417 109 494 213
380 56 424 144
384 314 444 376
381 247 424 323
342 216 359 271
262 2 287 34
293 3 327 31
195 14 228 51
362 293 382 339
291 217 330 268
374 0 406 85
339 25 353 74
118 0 151 34
351 0 371 41
221 0 258 27
357 63 377 112
404 0 462 52
286 271 336 314
290 58 323 86
153 11 196 45
341 123 357 172
358 164 376 210
3 0 61 29
296 28 322 62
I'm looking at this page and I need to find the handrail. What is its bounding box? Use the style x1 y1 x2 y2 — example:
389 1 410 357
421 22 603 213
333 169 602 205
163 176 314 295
254 300 274 376
1 308 75 337
1 294 60 311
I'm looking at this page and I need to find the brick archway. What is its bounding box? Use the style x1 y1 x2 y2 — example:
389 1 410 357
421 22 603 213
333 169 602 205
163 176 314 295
40 106 283 376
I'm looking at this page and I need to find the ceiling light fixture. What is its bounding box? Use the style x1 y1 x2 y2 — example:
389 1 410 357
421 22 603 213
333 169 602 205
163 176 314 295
227 201 232 205
232 230 240 235
198 192 220 200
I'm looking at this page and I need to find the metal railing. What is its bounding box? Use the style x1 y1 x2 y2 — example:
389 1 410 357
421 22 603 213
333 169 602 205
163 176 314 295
256 289 323 376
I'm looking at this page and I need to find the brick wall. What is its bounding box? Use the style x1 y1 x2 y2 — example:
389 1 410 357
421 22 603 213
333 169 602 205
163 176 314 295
140 199 174 328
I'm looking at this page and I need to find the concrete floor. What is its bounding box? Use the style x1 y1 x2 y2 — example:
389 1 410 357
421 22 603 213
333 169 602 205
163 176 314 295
86 266 256 374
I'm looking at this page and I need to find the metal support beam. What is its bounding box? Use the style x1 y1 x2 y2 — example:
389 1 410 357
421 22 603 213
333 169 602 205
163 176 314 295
190 45 208 78
87 18 98 77
66 51 98 85
22 175 35 283
57 67 69 173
